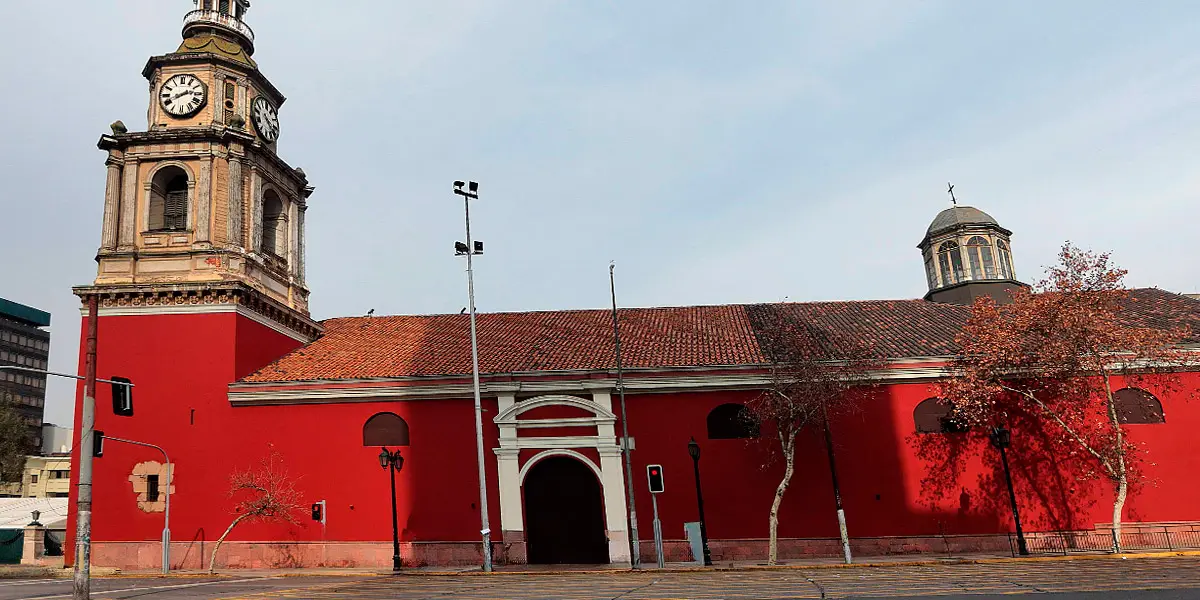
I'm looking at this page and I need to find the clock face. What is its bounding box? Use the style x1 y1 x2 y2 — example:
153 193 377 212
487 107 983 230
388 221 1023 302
251 96 280 142
159 74 207 117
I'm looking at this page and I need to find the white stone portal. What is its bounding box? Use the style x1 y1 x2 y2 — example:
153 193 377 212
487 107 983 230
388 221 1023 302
493 391 631 565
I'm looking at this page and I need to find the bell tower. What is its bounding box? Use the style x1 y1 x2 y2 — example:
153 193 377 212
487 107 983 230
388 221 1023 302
82 0 319 339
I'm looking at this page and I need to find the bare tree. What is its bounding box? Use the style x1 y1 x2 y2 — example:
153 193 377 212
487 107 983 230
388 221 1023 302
209 452 303 573
945 243 1193 552
746 305 883 565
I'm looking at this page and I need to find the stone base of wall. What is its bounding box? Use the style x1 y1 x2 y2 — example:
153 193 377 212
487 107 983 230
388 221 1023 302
92 540 493 571
641 534 1014 565
91 525 1199 570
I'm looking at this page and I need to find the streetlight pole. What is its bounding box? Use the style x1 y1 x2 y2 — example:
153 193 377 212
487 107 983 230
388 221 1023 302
453 180 493 572
1 346 137 598
378 448 404 571
609 263 641 568
104 437 172 574
686 438 713 566
990 426 1028 556
75 294 97 600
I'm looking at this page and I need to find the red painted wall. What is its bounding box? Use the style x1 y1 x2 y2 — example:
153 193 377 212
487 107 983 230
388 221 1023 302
67 309 1200 567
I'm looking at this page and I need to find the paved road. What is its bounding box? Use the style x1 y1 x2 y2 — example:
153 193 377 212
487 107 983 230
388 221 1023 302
2 557 1199 599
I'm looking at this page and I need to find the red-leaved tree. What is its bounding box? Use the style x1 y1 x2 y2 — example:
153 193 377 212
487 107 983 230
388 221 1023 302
746 304 883 565
209 451 303 573
944 243 1193 551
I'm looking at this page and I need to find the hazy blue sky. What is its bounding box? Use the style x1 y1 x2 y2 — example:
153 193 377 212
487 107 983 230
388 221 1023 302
3 1 1199 425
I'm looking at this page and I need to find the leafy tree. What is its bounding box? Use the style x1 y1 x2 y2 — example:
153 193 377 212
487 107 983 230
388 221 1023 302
945 243 1192 551
209 451 302 573
746 305 882 565
0 401 30 484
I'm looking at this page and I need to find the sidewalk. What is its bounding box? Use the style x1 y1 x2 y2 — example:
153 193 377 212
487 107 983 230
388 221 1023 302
85 547 1200 579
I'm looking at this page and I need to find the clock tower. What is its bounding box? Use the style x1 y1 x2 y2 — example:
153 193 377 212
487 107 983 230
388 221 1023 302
65 1 320 567
81 0 319 337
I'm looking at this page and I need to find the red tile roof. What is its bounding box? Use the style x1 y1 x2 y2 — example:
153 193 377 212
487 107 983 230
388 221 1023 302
241 289 1200 383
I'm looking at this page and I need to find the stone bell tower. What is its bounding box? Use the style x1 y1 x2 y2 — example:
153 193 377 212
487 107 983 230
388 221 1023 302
84 0 319 338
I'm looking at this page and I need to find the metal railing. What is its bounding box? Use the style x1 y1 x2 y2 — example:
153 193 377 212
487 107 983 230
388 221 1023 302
183 9 255 42
1011 526 1200 557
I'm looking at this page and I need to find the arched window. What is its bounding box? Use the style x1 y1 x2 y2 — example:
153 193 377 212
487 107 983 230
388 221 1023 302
965 236 995 280
997 240 1014 280
261 190 287 258
924 253 938 289
148 166 189 232
937 241 964 285
363 412 410 446
1113 388 1165 424
706 403 759 439
914 398 966 434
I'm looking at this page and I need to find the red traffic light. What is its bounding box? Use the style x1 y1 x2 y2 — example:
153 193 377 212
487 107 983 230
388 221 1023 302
646 464 665 494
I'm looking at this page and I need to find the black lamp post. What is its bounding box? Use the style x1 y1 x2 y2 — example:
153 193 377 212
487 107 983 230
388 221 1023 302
989 426 1028 556
378 448 405 571
687 437 713 566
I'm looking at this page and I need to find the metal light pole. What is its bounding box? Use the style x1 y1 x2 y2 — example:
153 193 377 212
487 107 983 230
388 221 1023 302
75 294 97 600
1 336 137 598
105 437 171 574
453 180 493 572
990 426 1029 556
609 263 641 568
686 438 713 566
820 403 852 564
378 448 404 571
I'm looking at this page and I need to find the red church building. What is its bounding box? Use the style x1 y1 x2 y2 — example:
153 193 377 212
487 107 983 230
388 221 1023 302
66 3 1200 570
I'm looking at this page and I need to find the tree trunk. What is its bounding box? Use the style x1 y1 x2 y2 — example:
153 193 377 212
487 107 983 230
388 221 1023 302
1101 373 1128 554
768 430 796 566
209 514 248 574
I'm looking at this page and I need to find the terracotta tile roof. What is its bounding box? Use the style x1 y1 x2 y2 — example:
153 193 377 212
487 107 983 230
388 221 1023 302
243 305 763 382
240 289 1200 383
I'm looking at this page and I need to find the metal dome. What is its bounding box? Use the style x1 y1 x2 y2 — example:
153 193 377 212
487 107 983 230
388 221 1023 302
926 206 999 236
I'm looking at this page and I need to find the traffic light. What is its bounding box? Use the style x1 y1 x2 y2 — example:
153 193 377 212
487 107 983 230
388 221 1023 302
311 500 326 524
93 431 104 458
646 464 665 494
111 376 133 417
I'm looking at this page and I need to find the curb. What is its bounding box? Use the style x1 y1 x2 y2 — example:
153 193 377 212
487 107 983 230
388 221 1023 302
391 549 1200 576
72 549 1200 579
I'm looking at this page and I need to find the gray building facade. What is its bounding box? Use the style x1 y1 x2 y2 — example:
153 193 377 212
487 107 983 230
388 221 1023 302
0 298 50 450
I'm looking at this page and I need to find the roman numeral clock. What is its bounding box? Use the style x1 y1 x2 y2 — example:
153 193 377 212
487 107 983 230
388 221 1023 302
159 74 207 117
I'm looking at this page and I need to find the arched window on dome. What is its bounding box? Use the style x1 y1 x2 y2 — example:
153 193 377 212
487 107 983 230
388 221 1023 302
706 403 759 439
924 253 938 288
1113 388 1165 424
937 241 964 285
965 236 995 280
998 240 1015 279
914 398 967 434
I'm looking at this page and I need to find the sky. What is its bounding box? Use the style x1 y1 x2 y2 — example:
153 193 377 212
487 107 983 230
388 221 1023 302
2 1 1199 426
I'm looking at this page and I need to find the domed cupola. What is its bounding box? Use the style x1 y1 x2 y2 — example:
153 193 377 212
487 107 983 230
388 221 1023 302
918 196 1026 305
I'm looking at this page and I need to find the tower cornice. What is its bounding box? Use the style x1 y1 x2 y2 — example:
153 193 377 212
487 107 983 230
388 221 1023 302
73 281 322 342
97 128 310 191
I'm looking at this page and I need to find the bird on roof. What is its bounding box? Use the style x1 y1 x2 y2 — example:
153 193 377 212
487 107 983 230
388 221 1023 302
366 309 375 317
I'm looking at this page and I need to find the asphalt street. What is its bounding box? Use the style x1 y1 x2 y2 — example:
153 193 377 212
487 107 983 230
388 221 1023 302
1 557 1199 599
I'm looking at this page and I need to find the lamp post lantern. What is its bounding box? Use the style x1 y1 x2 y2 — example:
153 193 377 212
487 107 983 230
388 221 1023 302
687 437 713 566
990 426 1028 556
379 448 405 571
452 179 493 572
